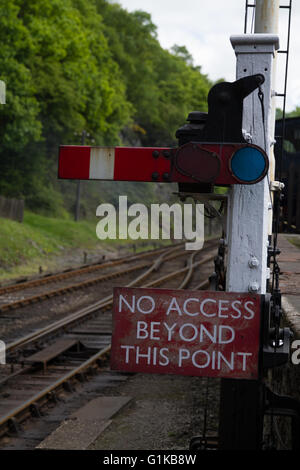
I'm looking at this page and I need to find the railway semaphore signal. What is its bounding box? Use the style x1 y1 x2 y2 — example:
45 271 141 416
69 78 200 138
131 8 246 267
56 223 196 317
59 74 269 189
57 0 300 451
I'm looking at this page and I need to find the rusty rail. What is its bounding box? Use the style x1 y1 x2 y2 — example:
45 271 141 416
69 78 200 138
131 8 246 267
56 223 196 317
0 243 216 438
0 243 184 295
0 246 188 314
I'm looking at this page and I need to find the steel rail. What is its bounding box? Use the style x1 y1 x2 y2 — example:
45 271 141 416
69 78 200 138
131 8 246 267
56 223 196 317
178 251 200 289
6 245 203 353
193 278 210 290
0 246 188 314
0 247 191 388
0 261 151 313
0 247 215 437
0 345 111 433
0 243 184 295
143 254 215 288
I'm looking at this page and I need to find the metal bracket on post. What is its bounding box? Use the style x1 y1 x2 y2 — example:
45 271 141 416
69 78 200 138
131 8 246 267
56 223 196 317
262 293 292 369
207 238 226 292
263 327 291 368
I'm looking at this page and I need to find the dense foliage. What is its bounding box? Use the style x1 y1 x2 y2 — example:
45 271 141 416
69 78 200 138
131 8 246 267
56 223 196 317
0 0 212 217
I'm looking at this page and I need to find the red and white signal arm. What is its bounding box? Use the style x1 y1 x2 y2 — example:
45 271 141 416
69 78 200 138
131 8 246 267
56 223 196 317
58 142 268 186
111 287 262 380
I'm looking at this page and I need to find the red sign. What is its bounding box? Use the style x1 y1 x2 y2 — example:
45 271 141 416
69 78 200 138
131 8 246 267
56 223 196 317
110 287 262 380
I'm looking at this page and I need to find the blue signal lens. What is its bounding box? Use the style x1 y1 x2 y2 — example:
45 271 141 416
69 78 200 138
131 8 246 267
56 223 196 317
230 147 267 183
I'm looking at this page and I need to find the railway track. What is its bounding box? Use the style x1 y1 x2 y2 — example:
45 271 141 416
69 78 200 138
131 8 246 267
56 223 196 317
0 243 186 312
0 243 196 347
0 240 217 441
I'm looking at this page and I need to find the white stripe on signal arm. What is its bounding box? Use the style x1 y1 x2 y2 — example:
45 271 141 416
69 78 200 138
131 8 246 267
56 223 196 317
89 147 115 180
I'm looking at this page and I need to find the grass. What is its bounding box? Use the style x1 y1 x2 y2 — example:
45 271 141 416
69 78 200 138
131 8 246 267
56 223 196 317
0 209 220 282
0 211 160 281
0 212 98 280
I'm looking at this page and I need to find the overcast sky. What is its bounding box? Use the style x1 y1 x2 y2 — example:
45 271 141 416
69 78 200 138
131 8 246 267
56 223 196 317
118 1 299 112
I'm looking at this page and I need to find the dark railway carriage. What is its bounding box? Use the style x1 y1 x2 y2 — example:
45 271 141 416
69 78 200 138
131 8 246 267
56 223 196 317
275 116 300 233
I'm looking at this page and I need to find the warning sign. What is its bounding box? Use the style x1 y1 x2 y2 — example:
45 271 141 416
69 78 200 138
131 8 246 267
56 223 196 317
110 287 261 380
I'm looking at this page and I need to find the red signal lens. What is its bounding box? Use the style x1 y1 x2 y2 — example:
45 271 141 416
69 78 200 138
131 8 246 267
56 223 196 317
175 142 221 183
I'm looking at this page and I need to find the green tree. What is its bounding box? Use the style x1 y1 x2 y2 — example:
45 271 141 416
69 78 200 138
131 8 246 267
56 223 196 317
0 0 132 213
0 0 214 217
96 1 212 146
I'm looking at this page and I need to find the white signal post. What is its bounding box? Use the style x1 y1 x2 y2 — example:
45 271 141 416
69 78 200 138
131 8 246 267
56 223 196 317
219 2 282 450
226 2 280 294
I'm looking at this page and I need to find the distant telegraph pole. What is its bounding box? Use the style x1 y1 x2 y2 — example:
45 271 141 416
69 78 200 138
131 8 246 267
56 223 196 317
0 81 5 105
